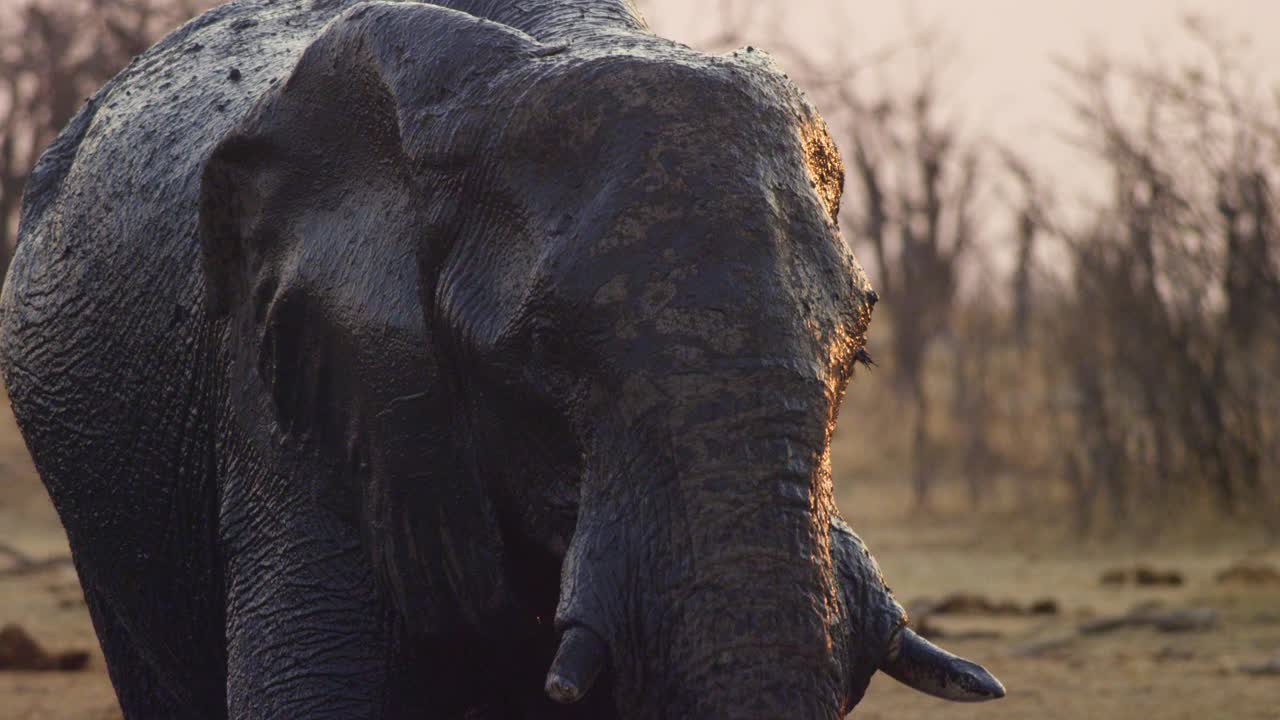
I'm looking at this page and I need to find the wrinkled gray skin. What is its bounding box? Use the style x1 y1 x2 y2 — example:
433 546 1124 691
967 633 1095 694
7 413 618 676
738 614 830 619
0 1 1001 718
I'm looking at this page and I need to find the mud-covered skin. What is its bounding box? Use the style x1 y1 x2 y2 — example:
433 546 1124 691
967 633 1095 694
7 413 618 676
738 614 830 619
0 1 901 718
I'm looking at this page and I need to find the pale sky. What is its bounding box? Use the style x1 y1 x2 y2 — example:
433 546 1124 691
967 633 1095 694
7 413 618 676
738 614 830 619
643 0 1280 198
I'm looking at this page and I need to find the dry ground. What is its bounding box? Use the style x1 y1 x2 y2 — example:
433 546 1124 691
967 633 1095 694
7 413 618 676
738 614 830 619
2 394 1278 719
837 485 1280 719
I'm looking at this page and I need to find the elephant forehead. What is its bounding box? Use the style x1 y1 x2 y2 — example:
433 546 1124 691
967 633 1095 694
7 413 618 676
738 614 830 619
492 48 851 269
498 45 826 166
566 50 796 118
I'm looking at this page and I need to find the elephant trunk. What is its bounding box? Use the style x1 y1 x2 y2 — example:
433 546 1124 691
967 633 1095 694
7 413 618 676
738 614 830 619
553 378 849 719
650 439 843 718
648 540 845 719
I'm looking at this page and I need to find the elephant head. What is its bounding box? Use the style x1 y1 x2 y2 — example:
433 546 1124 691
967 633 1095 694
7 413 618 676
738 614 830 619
199 2 1003 717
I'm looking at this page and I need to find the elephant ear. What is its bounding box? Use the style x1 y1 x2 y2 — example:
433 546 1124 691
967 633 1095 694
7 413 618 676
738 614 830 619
198 2 550 635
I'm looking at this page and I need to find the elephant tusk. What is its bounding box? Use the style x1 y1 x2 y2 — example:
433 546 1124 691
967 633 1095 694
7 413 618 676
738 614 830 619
880 627 1006 702
545 625 608 704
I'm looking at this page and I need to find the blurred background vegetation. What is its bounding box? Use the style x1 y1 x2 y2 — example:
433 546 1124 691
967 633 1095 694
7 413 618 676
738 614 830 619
1 0 1277 543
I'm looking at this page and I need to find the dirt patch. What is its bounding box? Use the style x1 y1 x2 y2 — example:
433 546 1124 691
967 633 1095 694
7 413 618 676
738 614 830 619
1237 654 1280 676
1079 606 1217 635
1217 561 1280 586
0 624 90 671
1099 565 1185 587
913 592 1060 617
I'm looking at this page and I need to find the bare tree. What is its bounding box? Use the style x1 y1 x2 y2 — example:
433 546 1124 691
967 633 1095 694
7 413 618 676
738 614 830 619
841 67 981 511
1027 17 1280 526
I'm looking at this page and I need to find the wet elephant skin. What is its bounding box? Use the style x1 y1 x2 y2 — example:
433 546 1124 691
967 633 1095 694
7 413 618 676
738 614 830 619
0 1 918 718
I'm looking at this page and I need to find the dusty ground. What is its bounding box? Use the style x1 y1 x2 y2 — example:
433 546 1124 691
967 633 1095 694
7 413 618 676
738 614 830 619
838 485 1280 720
2 394 1278 719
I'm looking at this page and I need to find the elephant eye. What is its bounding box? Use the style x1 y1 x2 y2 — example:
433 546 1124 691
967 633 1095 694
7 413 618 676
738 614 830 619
520 320 582 405
529 321 572 363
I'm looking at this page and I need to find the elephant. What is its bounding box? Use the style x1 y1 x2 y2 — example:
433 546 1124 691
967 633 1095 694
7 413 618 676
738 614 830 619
0 0 1004 717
